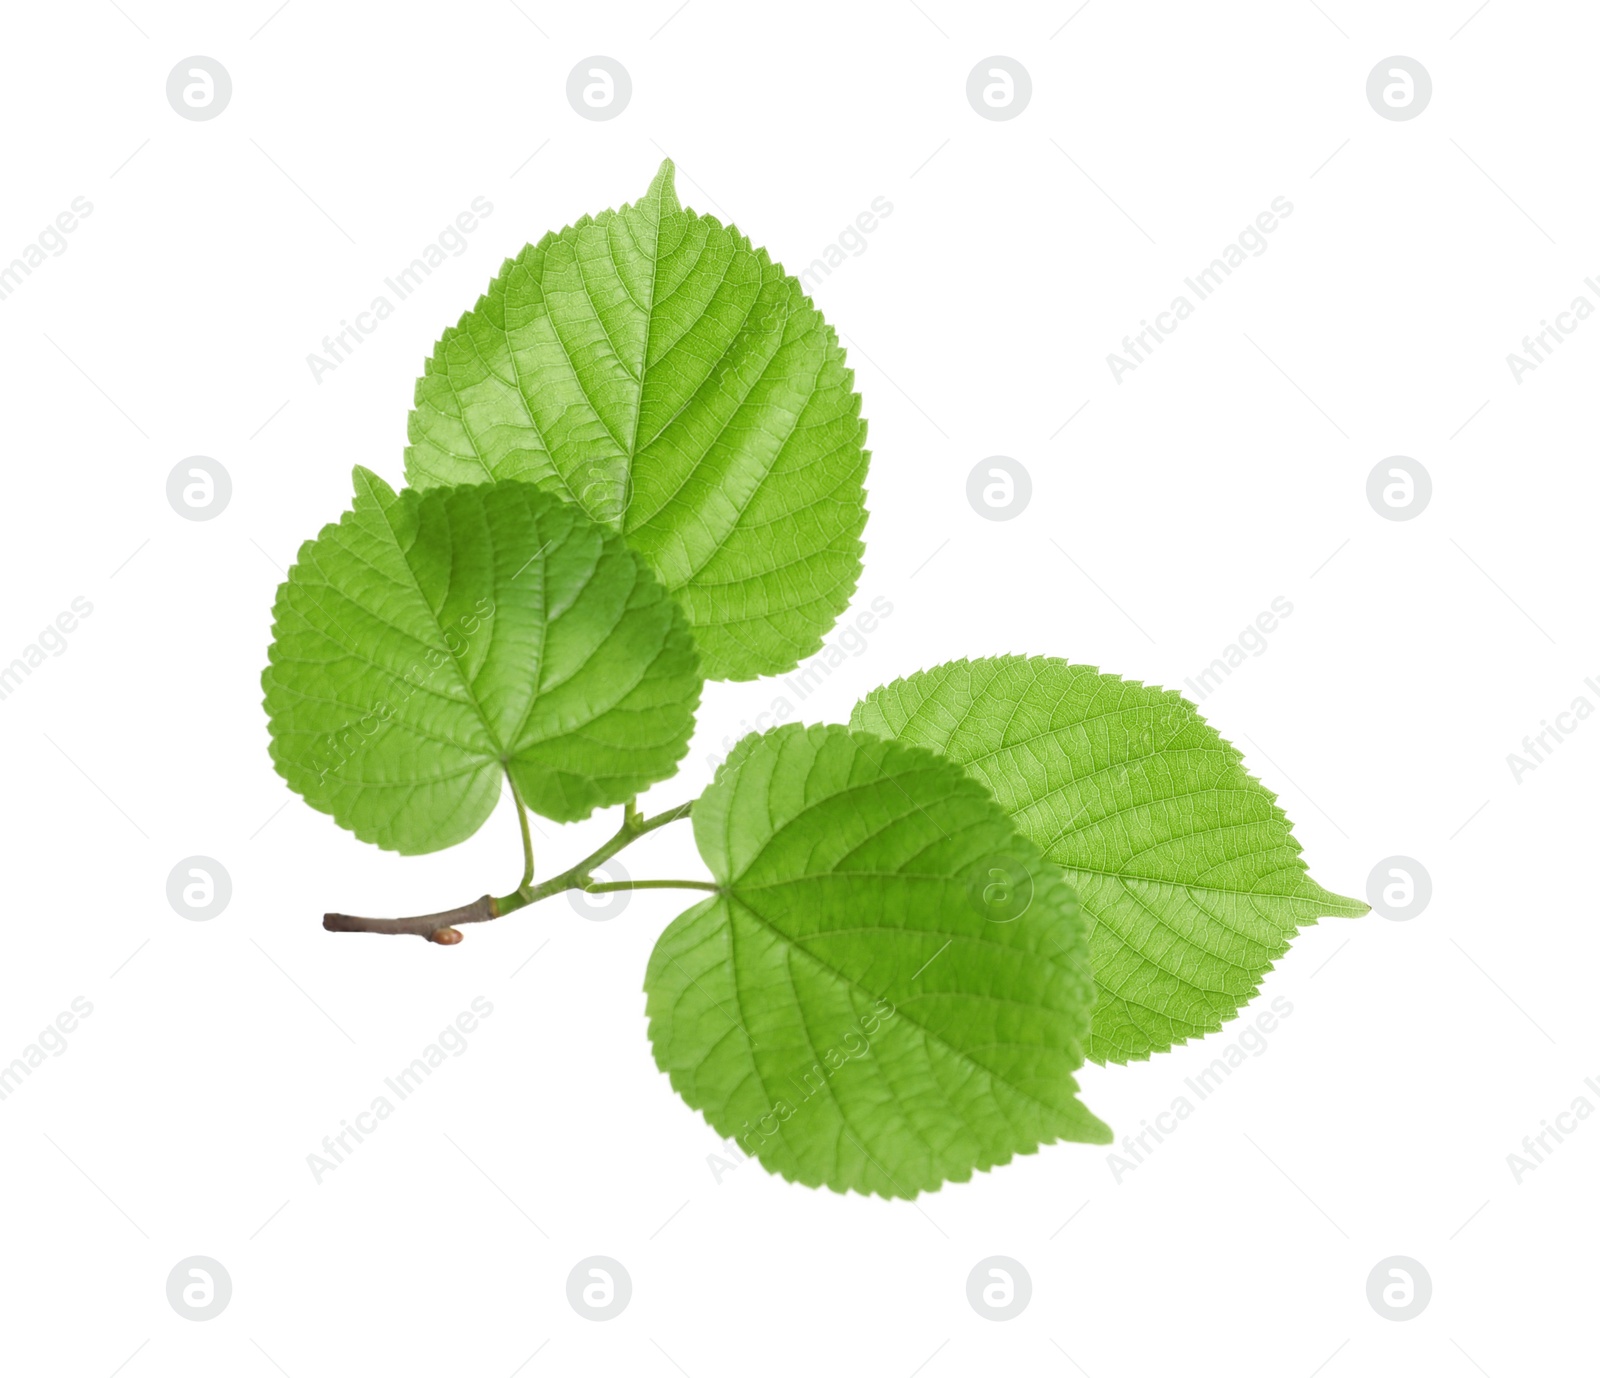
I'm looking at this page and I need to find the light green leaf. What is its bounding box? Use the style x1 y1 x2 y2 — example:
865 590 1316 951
262 470 702 853
850 657 1368 1064
405 159 870 683
645 723 1109 1199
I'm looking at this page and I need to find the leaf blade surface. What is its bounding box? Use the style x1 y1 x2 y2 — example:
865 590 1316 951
646 722 1109 1198
405 161 870 681
263 471 702 852
851 657 1367 1062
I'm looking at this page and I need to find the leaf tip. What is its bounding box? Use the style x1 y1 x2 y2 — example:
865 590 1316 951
350 465 397 506
647 156 679 211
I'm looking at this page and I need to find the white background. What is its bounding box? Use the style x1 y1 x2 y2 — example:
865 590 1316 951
1 1 1594 1373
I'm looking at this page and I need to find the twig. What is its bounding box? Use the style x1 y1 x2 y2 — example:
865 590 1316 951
321 800 699 942
323 894 497 943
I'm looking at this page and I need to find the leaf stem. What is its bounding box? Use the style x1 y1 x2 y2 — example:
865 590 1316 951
322 799 702 942
497 800 698 910
507 768 535 891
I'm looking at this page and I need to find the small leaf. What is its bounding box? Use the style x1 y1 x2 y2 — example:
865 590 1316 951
851 657 1368 1063
406 159 870 683
645 723 1109 1199
262 471 702 853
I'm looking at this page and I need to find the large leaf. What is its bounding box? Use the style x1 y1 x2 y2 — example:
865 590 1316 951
262 471 702 853
405 160 869 683
645 723 1109 1199
851 658 1367 1063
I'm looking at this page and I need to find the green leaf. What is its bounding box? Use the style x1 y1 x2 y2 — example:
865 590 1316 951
405 159 869 683
262 470 702 853
644 723 1109 1199
850 657 1368 1064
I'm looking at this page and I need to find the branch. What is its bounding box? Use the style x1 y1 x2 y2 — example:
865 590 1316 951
323 894 498 944
320 799 703 942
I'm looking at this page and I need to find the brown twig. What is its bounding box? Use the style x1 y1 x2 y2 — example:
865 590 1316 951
320 799 701 943
323 894 498 942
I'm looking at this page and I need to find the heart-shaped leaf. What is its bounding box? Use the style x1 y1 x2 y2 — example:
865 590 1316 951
851 657 1367 1062
405 160 870 683
262 470 702 853
645 722 1109 1199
